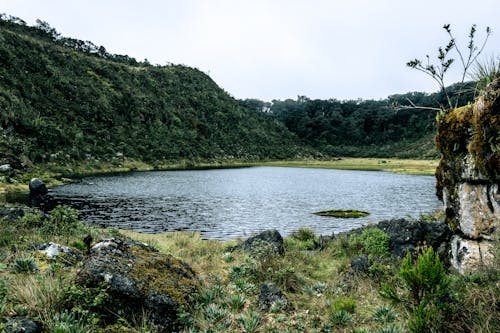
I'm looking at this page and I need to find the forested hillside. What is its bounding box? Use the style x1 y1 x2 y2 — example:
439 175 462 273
0 15 478 168
241 82 476 158
0 16 306 168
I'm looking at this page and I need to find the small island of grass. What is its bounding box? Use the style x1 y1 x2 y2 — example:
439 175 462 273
313 209 370 218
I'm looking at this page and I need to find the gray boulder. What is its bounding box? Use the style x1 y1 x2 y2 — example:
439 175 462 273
3 317 42 333
376 218 452 261
77 237 198 332
0 164 11 173
258 282 292 311
29 178 48 207
232 229 285 256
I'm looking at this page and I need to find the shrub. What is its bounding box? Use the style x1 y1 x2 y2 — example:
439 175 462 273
227 293 246 311
42 205 81 235
399 247 450 332
351 228 390 257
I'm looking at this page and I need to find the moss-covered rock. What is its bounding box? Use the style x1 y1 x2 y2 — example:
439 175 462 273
435 79 499 273
76 237 198 332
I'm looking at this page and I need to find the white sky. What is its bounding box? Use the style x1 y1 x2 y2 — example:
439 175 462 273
1 0 499 101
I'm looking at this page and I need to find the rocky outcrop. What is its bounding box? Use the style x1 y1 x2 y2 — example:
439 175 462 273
376 219 452 261
232 229 285 257
435 80 499 273
77 238 198 332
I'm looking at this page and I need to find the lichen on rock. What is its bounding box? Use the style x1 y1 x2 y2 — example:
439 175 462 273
76 237 198 332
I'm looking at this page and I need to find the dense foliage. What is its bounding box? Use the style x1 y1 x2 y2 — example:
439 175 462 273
245 83 474 158
0 16 305 166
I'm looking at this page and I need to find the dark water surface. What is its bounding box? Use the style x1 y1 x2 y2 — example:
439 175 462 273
50 167 441 240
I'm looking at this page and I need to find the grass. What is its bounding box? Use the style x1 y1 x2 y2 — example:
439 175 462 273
313 209 370 218
0 208 497 332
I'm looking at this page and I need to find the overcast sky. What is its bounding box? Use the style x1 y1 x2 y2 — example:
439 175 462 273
1 0 499 101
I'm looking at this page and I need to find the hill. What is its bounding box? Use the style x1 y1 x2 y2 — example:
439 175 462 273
0 16 306 169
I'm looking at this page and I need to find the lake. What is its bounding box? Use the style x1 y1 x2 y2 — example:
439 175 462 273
49 166 441 240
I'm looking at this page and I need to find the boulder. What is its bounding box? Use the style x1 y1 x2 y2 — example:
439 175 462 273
29 178 48 208
258 282 291 311
0 208 26 221
77 237 198 332
232 229 285 256
0 164 11 173
376 219 452 260
3 317 42 333
350 254 370 274
38 242 83 265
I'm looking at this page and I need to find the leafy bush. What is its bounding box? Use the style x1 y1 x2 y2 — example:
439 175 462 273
351 228 390 257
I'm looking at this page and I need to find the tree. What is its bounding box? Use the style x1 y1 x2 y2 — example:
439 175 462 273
406 24 491 110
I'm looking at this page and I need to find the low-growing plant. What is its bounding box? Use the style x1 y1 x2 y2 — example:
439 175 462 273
204 303 229 322
50 311 90 333
373 306 397 324
238 311 261 332
330 309 352 326
11 256 39 273
227 293 246 311
331 297 356 313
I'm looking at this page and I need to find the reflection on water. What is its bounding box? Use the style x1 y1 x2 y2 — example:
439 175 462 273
50 167 441 240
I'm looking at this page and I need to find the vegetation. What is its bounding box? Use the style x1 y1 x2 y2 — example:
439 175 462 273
407 24 491 110
0 15 306 170
313 209 370 218
244 83 475 158
1 210 498 332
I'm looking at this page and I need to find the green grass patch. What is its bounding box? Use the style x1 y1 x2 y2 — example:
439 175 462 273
314 209 370 218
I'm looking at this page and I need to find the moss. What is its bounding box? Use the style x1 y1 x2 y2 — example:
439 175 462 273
128 250 198 308
435 104 473 160
313 209 370 218
469 80 500 180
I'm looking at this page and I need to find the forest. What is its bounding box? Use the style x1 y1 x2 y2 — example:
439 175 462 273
0 15 476 169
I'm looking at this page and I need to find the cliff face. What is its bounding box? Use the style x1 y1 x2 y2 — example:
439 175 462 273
435 80 499 274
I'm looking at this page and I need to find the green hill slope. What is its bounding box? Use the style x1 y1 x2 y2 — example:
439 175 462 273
0 17 305 168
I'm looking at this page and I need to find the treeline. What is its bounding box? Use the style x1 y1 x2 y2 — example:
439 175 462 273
0 15 306 168
240 82 475 158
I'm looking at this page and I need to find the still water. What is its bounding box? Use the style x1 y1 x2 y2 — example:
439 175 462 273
50 167 441 240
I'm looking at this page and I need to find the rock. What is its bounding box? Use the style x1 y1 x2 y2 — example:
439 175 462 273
450 235 495 274
38 242 83 265
435 79 499 273
258 282 291 311
458 183 499 239
376 219 452 260
29 178 49 208
77 237 198 332
0 208 26 221
0 164 11 173
351 254 370 274
232 229 285 256
28 178 48 196
3 317 42 333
